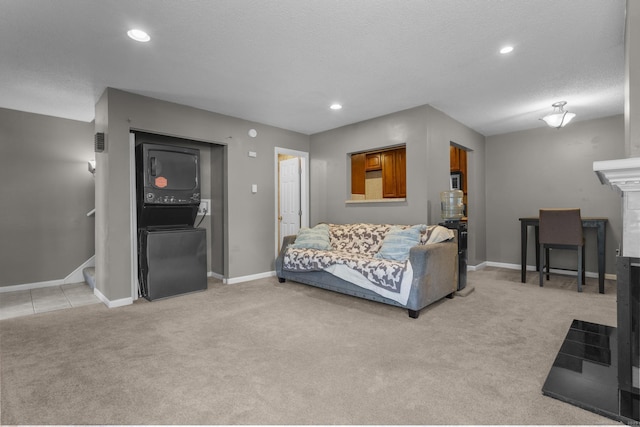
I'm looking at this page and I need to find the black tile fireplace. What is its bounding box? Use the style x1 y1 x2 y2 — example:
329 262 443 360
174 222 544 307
542 256 639 424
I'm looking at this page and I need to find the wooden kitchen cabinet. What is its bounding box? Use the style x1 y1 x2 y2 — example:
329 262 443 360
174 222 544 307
449 144 468 215
365 153 382 171
351 152 366 195
394 148 406 197
351 146 406 199
450 146 461 171
458 149 466 185
382 148 406 198
450 145 467 193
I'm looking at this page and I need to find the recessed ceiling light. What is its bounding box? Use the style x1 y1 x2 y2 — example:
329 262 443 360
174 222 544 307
500 46 514 54
330 103 342 110
127 29 150 42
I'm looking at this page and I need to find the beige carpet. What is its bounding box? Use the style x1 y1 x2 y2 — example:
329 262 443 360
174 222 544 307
0 267 620 425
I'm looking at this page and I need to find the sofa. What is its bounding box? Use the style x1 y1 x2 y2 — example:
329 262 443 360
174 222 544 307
275 223 458 318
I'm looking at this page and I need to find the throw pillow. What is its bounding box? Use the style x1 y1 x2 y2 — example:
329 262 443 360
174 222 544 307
374 226 421 261
425 225 455 244
290 223 332 250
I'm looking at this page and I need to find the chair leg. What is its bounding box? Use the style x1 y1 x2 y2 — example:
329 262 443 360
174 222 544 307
539 244 544 287
582 245 586 284
577 247 583 292
545 247 550 280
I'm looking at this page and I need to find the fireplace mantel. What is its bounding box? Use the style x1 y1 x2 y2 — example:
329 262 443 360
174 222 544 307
593 157 640 192
593 157 640 258
545 159 640 425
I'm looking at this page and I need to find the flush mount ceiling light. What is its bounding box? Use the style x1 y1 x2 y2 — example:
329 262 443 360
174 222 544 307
127 29 150 42
499 46 514 54
329 103 342 110
540 101 576 129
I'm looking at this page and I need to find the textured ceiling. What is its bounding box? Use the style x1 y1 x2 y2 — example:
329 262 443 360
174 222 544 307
0 0 626 136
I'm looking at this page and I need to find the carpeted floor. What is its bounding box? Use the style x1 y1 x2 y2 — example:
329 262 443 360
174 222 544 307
0 267 620 425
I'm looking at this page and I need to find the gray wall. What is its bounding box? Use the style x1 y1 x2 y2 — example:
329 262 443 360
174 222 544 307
1 96 623 291
309 104 487 266
485 115 625 275
0 108 95 287
427 107 487 266
210 143 226 275
95 89 309 302
626 0 640 157
309 105 429 225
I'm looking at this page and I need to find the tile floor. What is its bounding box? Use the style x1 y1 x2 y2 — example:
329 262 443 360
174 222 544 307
0 283 100 320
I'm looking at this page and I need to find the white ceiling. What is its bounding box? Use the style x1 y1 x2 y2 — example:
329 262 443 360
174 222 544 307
0 0 626 136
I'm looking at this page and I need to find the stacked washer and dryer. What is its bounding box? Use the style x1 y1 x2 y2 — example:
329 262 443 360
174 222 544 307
135 138 207 301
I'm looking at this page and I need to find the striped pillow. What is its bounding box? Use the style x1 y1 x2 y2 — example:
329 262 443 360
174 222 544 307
374 226 421 261
423 225 455 244
290 223 332 250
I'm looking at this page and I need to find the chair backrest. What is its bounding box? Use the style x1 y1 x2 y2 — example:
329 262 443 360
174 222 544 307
539 208 583 246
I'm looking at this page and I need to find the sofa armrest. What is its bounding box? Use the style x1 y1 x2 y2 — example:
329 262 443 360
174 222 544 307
406 233 458 309
275 235 297 277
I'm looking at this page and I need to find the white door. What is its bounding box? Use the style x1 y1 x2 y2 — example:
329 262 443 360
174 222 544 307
279 157 301 247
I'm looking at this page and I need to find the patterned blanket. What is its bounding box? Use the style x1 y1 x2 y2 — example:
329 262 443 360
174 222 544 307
282 223 454 297
282 248 407 294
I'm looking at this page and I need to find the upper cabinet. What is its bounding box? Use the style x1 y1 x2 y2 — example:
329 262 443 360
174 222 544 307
365 153 382 171
351 146 406 200
450 145 467 193
351 153 366 195
450 145 467 173
382 148 406 198
450 144 468 217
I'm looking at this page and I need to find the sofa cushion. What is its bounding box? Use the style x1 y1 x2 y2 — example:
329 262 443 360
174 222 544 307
374 225 422 261
290 223 332 250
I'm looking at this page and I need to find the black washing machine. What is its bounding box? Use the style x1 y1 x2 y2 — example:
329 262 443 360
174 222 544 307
138 226 207 301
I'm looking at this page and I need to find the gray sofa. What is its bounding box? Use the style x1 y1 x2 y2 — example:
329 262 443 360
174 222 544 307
275 223 458 318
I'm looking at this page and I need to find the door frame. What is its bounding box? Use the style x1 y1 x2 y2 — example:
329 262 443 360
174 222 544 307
274 147 309 256
129 133 139 301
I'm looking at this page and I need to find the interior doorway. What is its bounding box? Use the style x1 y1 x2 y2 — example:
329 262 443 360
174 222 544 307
449 142 469 219
274 148 309 256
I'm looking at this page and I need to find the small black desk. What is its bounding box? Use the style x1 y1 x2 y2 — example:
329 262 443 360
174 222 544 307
519 217 608 294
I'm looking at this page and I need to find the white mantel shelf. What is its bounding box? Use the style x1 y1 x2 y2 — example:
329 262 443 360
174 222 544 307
593 157 640 192
593 157 640 258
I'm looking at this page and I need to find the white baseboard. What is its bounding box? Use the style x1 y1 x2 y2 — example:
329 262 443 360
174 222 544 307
224 271 276 285
93 287 133 308
0 256 96 293
208 271 224 280
484 261 616 281
2 259 615 296
0 278 64 293
485 261 526 271
468 262 487 271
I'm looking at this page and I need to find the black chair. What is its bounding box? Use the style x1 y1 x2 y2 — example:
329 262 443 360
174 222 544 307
539 208 586 292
